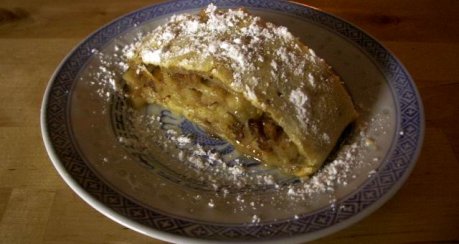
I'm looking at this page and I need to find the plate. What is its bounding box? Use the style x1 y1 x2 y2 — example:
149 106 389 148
41 0 424 243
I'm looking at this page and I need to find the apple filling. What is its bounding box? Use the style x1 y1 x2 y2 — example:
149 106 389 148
123 65 304 170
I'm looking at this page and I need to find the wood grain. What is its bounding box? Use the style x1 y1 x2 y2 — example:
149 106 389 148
0 0 458 243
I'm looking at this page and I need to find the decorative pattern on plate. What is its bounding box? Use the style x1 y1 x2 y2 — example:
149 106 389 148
43 0 423 241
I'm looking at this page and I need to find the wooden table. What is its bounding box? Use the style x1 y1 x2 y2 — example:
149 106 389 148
1 0 458 243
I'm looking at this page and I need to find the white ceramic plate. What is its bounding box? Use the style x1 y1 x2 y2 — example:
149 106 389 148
41 0 424 243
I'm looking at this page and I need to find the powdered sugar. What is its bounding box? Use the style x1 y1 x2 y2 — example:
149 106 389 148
289 88 309 124
107 95 385 224
141 49 162 64
308 73 315 86
135 4 304 105
245 84 258 102
270 24 294 41
219 41 247 68
87 49 120 103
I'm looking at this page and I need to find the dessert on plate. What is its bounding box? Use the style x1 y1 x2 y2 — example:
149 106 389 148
123 4 357 177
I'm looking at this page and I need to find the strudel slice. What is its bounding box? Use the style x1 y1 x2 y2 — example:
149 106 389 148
123 5 357 177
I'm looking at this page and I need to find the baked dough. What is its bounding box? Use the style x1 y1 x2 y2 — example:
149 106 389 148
123 4 357 177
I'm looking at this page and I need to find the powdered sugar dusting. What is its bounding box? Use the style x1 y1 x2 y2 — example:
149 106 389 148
141 49 162 64
133 4 315 111
308 73 315 86
289 88 309 124
113 98 385 220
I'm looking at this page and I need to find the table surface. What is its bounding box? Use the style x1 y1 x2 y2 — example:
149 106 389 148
1 0 458 243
